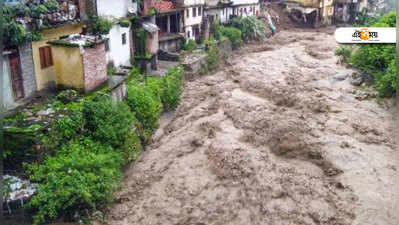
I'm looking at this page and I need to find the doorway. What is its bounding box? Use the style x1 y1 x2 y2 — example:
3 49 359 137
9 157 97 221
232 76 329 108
9 52 24 100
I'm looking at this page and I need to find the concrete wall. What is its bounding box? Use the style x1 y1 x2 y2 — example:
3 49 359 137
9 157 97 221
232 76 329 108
147 31 159 55
52 46 85 90
32 24 83 90
97 0 137 18
159 39 181 52
2 55 16 110
18 42 37 98
105 25 132 67
83 43 108 93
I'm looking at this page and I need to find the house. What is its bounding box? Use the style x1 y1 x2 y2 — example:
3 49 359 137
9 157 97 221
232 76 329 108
32 24 84 91
320 0 334 25
95 0 138 67
48 35 108 93
2 44 37 110
284 0 321 26
177 0 205 43
334 0 368 23
151 0 185 52
204 0 234 25
2 0 82 110
231 0 260 18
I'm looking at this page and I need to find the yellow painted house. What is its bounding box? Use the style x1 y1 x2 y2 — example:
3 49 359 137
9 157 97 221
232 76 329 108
32 24 84 91
48 35 108 93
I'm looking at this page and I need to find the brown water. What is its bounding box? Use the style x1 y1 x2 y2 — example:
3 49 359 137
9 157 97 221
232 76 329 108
100 30 399 225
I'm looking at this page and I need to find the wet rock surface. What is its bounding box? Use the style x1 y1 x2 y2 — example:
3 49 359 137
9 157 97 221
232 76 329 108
101 30 399 225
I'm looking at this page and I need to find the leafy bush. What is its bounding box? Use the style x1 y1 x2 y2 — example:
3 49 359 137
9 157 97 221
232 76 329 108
349 12 396 97
56 89 80 104
27 139 122 225
374 59 397 97
334 45 352 64
90 16 113 35
121 130 143 164
126 82 162 138
230 16 266 41
182 39 197 51
161 66 184 111
206 41 220 72
218 26 243 49
42 110 84 151
147 77 164 100
119 19 131 28
83 100 134 149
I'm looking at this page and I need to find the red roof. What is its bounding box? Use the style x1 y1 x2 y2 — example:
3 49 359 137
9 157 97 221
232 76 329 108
152 0 177 12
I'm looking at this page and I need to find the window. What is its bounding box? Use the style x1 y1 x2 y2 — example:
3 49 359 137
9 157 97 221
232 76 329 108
187 31 190 38
186 9 189 18
222 8 224 15
198 7 201 16
39 46 53 69
193 7 196 17
122 33 127 45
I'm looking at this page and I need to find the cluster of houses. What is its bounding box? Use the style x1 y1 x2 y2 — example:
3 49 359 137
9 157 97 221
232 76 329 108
2 0 262 111
2 0 379 111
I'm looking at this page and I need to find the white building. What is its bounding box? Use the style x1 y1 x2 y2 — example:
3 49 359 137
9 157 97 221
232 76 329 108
231 0 260 18
177 0 205 42
204 0 234 25
96 0 137 67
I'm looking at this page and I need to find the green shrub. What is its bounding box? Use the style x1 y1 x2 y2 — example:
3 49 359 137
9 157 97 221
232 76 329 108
107 64 115 76
119 19 131 28
210 21 223 40
206 41 220 72
375 59 397 97
127 67 144 83
147 77 164 100
349 12 396 97
161 66 184 111
334 45 352 64
230 16 266 41
126 82 162 137
42 110 84 151
56 89 80 104
182 39 197 51
121 130 142 164
218 26 243 49
27 139 122 225
90 15 113 35
83 100 134 149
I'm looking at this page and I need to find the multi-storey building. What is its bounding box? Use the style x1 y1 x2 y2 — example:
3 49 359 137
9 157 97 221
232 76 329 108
95 0 138 67
178 0 206 42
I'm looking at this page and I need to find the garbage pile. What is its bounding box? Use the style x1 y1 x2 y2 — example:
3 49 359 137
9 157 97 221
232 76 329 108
4 175 38 203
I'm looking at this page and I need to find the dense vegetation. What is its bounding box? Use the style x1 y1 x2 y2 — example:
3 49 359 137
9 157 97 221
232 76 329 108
13 66 184 224
349 12 397 97
218 26 243 50
230 16 266 41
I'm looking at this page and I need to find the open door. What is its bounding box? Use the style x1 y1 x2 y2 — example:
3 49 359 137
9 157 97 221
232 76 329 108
9 52 25 100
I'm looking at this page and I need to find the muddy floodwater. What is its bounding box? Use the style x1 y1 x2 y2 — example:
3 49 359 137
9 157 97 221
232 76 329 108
101 30 399 225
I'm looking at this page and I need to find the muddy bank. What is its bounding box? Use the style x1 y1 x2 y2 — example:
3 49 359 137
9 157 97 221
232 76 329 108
101 30 399 225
